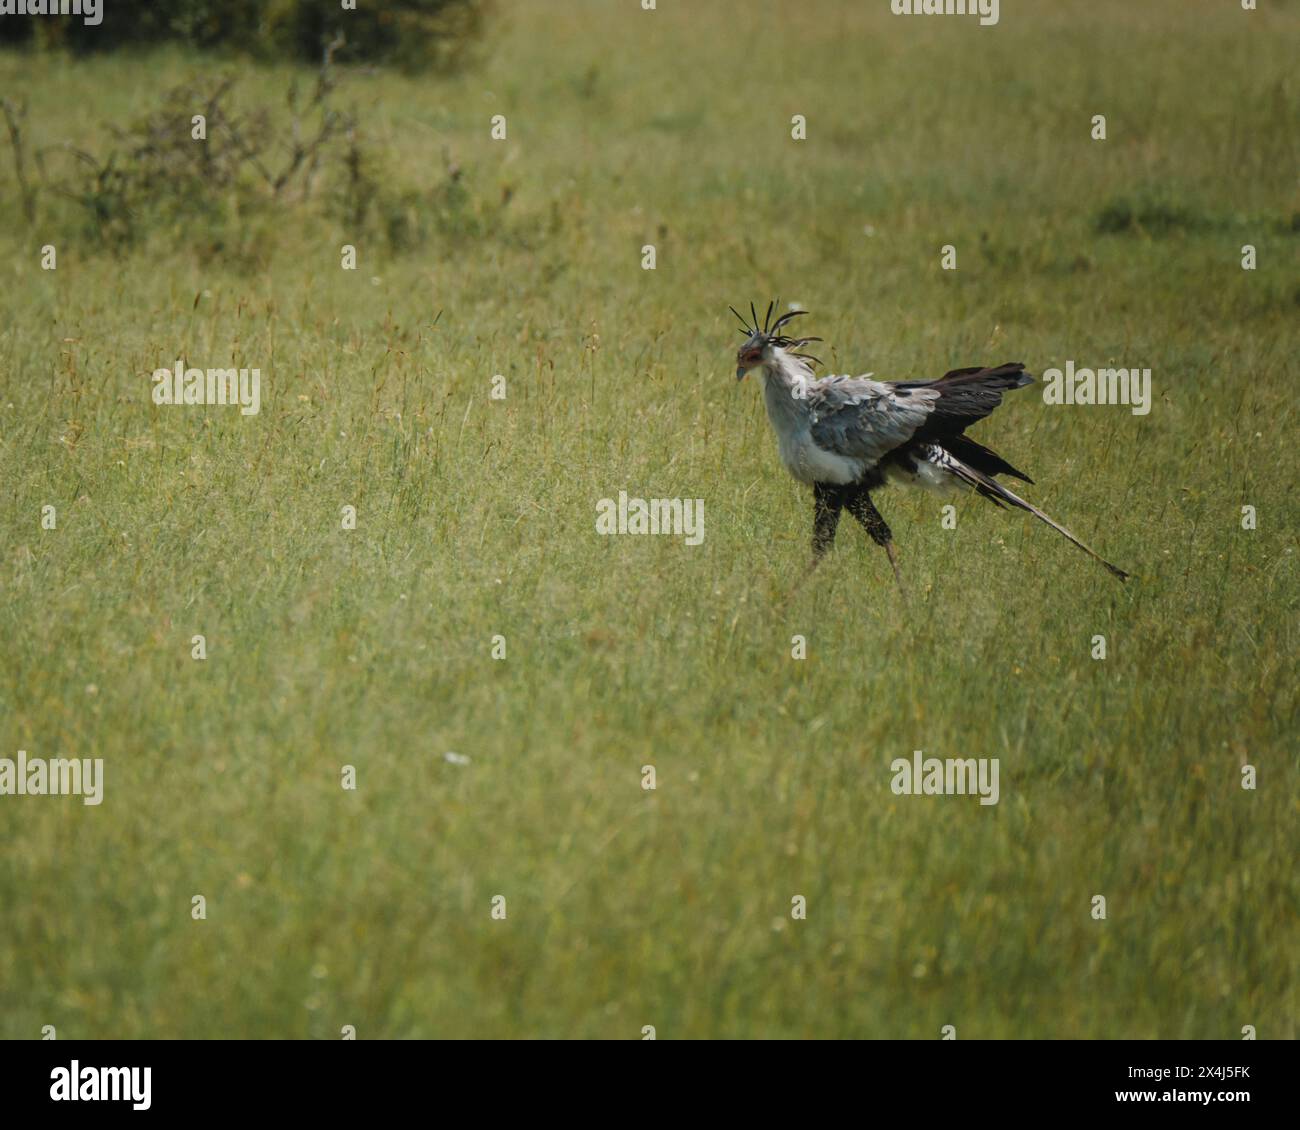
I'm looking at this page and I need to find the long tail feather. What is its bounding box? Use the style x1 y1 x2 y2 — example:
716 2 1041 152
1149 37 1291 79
936 447 1129 581
995 481 1130 581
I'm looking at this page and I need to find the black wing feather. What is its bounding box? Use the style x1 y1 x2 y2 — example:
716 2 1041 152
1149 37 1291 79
891 362 1036 483
896 362 1034 442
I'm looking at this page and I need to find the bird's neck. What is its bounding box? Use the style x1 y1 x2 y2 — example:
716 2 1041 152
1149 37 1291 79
759 348 815 430
762 347 816 387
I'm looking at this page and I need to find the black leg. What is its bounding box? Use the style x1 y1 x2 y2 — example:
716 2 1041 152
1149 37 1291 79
845 488 891 545
846 488 906 594
810 482 844 568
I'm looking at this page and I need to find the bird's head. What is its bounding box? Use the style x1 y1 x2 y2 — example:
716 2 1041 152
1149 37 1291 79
730 301 823 380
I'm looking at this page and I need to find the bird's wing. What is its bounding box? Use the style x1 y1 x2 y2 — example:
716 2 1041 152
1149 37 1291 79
893 362 1034 441
807 375 937 464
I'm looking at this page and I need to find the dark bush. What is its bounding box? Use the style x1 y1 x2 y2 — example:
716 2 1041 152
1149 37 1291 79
1092 191 1217 237
0 0 489 72
2 53 521 260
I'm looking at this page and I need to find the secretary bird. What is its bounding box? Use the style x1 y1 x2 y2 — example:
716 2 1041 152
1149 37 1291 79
732 302 1129 589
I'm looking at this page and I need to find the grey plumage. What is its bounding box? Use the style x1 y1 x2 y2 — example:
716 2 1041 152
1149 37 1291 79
732 303 1129 586
807 375 937 466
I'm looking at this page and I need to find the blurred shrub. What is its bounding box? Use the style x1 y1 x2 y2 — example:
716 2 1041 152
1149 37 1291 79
1 55 522 262
0 0 490 72
4 58 362 250
1094 194 1207 237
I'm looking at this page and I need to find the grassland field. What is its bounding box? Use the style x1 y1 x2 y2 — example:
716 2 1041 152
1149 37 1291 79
0 0 1296 1038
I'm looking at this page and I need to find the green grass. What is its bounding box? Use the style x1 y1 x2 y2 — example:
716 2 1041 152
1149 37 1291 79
0 0 1296 1039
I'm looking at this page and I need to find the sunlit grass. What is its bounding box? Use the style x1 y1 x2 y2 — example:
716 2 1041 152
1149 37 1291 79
0 0 1295 1038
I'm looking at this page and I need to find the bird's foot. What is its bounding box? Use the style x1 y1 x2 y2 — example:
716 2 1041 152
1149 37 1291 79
884 541 908 601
